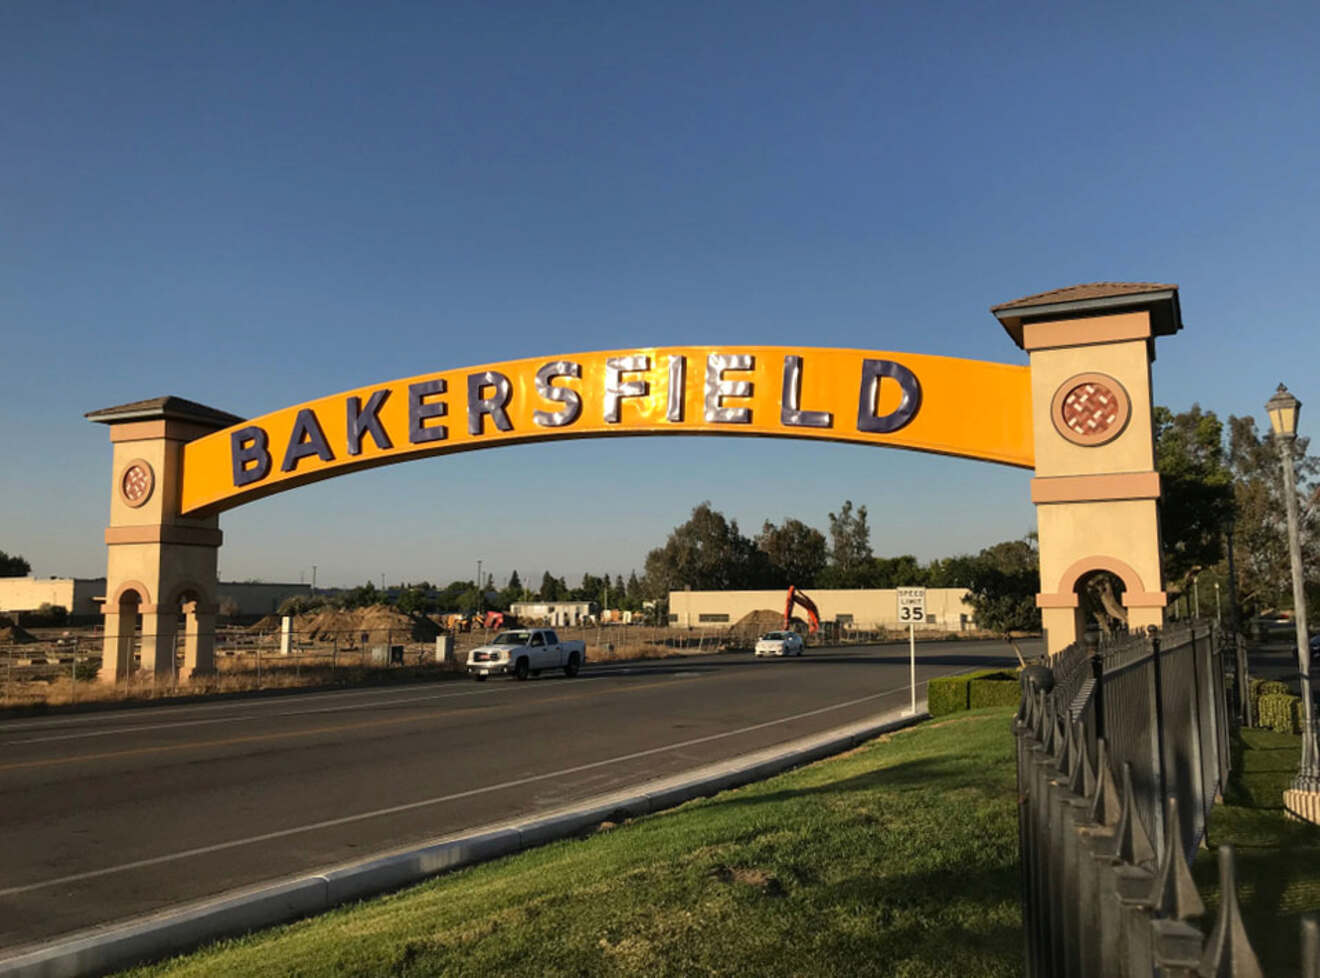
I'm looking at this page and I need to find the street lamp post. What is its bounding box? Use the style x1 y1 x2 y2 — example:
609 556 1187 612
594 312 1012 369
1266 384 1318 793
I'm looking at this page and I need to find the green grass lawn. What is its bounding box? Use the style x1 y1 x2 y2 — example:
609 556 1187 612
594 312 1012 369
118 709 1024 978
1198 727 1320 975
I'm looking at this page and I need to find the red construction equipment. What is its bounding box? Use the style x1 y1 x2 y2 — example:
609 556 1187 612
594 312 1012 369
784 586 820 634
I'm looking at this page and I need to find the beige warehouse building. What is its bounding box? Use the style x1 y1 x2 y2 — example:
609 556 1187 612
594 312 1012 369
0 577 311 620
667 588 977 631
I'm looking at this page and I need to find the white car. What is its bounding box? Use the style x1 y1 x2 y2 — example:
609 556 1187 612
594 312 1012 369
754 630 804 657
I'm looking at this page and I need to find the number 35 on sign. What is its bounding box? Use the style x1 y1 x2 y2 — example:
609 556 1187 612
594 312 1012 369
897 588 926 623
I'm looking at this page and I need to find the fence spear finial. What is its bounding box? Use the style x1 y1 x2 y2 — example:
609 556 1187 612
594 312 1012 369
1149 797 1204 921
1090 737 1122 827
1070 719 1093 797
1199 845 1263 978
1031 687 1046 741
1115 762 1157 868
1056 707 1077 776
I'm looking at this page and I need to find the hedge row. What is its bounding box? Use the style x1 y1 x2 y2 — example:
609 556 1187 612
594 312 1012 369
1258 692 1304 734
1249 678 1289 722
929 669 1020 717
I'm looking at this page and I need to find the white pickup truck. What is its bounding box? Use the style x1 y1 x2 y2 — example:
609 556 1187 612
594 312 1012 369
466 628 586 681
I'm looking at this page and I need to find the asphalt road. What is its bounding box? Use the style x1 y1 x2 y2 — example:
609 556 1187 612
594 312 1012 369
0 639 1030 950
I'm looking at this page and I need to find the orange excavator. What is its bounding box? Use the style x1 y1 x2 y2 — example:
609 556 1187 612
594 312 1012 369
784 586 821 634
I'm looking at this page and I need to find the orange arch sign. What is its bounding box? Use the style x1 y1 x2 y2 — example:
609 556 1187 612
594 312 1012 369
179 346 1032 516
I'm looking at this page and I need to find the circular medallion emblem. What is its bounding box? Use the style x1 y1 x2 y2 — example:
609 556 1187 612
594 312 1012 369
1051 373 1131 446
120 460 155 507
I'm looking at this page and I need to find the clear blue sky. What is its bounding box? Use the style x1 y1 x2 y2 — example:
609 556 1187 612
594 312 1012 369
2 1 1317 589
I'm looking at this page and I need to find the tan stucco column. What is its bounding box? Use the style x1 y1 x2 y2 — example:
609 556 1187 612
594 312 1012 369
87 397 240 683
993 284 1183 655
181 602 217 680
100 608 134 679
139 608 177 680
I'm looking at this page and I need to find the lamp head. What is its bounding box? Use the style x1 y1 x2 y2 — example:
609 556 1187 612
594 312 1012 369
1266 384 1301 439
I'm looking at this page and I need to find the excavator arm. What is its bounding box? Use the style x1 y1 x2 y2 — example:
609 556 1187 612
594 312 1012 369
784 586 821 634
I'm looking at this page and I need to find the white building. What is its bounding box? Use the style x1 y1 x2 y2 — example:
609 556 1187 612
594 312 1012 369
509 601 598 627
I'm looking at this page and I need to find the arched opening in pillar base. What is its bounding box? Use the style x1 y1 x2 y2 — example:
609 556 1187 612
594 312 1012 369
101 585 145 683
1076 569 1128 640
173 586 217 682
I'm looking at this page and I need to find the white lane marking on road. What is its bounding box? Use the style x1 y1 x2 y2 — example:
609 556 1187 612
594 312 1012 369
0 672 949 898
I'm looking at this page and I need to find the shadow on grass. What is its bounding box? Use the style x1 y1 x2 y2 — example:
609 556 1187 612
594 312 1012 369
700 752 1014 814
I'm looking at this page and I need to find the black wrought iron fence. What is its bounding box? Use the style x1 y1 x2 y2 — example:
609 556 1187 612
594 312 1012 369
1015 621 1309 976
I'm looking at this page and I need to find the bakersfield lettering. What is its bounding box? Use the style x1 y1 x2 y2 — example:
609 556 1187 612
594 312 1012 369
229 352 921 487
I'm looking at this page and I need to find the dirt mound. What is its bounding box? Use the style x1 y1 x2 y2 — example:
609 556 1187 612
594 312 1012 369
729 609 784 643
245 606 439 643
0 616 37 644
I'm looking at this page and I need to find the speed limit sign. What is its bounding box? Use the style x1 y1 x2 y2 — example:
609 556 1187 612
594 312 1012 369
897 588 926 623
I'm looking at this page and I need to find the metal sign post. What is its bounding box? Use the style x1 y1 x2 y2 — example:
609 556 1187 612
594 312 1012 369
897 588 926 714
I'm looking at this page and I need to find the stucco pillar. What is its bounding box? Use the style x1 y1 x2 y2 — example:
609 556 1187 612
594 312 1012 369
139 609 177 680
992 284 1183 655
181 602 217 680
87 397 239 683
100 608 134 681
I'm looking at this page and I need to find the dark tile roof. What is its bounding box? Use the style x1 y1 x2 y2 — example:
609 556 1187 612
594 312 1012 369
991 282 1178 312
85 396 242 428
991 281 1182 349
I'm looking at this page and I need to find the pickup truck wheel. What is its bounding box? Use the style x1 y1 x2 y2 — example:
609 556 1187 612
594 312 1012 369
564 651 581 678
514 657 530 681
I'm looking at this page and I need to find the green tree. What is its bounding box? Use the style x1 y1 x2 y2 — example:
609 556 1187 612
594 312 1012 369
643 502 771 594
507 569 522 593
756 517 827 586
539 572 568 601
925 554 980 588
0 551 30 577
1226 413 1319 617
622 570 643 610
394 585 434 618
573 572 607 603
335 581 381 609
1154 405 1235 600
823 501 872 586
435 579 475 611
964 537 1041 665
864 554 926 589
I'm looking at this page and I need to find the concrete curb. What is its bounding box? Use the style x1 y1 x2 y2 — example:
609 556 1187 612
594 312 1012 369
0 706 928 978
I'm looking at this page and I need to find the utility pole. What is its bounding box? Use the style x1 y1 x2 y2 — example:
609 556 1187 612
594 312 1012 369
311 565 317 592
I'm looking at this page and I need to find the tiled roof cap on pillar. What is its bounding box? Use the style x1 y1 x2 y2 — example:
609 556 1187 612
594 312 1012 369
85 396 241 428
991 282 1182 349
